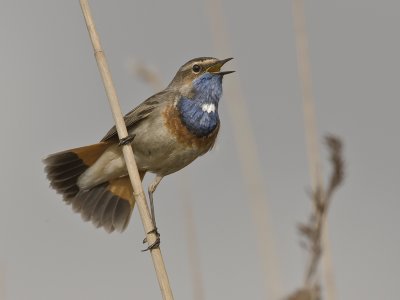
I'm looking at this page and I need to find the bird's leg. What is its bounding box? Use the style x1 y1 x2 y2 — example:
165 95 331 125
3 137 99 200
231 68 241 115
118 134 136 146
142 175 163 251
148 175 163 229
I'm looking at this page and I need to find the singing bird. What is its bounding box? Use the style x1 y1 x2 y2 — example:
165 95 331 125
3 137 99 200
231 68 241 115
44 57 234 242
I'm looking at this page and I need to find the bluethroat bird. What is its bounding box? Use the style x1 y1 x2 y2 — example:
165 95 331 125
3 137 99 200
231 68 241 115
44 57 234 249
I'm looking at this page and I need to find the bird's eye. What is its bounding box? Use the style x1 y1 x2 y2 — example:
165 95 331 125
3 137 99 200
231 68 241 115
192 64 201 73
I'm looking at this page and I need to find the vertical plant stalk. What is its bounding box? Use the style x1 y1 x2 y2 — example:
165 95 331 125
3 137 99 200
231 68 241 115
0 269 4 300
205 0 283 298
292 1 337 299
134 63 205 300
79 1 174 299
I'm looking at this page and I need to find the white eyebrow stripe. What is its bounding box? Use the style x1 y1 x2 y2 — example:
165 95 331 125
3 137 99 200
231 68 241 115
201 103 216 113
182 59 217 71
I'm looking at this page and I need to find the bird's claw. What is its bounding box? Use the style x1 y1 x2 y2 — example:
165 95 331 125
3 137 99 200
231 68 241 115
142 228 161 252
118 134 136 146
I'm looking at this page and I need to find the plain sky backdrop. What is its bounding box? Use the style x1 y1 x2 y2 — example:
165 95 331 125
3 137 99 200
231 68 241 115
1 1 399 299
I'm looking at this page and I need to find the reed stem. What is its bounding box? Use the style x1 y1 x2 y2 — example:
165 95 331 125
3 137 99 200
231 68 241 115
79 1 174 299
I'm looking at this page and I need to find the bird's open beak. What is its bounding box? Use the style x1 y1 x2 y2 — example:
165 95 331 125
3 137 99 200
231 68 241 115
207 57 235 75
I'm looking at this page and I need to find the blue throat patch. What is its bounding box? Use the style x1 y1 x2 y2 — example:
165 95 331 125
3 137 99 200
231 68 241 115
177 73 223 137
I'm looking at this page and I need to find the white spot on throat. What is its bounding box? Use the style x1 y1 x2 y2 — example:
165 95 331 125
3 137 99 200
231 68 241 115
201 103 216 113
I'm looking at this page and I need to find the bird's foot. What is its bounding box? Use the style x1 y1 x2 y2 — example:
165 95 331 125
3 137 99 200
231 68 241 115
118 134 136 146
142 227 161 252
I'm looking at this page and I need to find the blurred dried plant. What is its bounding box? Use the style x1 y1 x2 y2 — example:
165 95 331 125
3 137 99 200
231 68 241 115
287 286 321 300
133 61 164 91
292 0 339 298
287 135 345 300
301 136 344 287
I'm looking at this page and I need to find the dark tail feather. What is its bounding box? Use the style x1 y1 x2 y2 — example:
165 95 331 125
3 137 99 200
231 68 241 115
44 143 146 232
43 143 110 198
68 175 145 232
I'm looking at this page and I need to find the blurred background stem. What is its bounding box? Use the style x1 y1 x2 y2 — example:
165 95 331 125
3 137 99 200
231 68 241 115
205 0 284 298
292 1 337 299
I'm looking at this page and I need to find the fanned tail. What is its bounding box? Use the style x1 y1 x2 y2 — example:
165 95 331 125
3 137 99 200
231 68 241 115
43 143 145 232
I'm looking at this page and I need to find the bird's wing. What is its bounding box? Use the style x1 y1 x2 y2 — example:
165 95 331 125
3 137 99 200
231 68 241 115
101 89 172 142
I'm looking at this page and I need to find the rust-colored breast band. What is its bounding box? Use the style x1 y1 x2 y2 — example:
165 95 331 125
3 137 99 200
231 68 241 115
162 104 219 152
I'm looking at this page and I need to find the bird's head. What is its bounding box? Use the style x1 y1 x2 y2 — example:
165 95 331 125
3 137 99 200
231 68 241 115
170 57 234 137
168 57 234 99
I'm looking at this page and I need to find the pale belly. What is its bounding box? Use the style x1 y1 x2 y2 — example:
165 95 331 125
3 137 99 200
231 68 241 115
77 115 204 190
129 115 202 175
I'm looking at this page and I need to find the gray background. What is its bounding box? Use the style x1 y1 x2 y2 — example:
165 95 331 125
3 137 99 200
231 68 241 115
1 1 399 299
